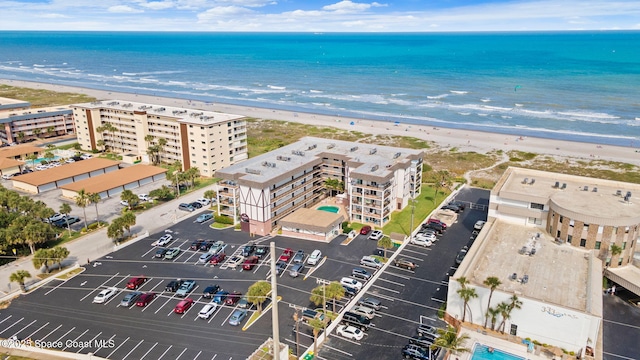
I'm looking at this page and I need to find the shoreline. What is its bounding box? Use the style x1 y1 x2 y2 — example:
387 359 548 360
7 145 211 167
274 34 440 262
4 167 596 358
3 78 640 167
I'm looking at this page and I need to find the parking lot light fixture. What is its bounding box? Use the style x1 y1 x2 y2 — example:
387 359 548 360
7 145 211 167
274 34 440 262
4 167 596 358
270 241 280 360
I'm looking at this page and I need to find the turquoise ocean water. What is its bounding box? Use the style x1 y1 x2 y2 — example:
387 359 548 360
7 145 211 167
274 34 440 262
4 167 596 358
0 31 639 146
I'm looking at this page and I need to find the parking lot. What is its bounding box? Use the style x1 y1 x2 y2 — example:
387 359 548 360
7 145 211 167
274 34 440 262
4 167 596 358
0 187 490 359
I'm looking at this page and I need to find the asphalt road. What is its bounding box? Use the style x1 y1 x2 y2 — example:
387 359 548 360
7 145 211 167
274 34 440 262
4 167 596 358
602 288 640 360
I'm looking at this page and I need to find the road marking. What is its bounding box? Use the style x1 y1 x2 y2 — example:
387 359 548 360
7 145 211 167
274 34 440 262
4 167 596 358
44 278 68 295
152 294 174 313
0 317 23 335
323 343 354 355
25 321 50 340
382 271 411 280
63 328 89 351
79 272 120 302
141 247 156 258
76 331 102 353
193 350 202 360
370 284 400 294
403 247 431 255
157 345 172 360
0 315 12 325
211 354 217 360
431 297 445 303
94 334 116 355
603 318 640 330
175 347 188 360
38 324 62 341
139 342 158 360
376 277 405 287
602 352 637 360
121 339 144 360
9 319 36 338
53 326 75 343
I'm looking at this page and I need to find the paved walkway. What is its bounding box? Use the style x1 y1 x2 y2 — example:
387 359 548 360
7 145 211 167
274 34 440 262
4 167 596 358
0 189 213 299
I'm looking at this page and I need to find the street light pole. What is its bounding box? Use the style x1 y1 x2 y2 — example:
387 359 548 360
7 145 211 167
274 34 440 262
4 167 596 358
270 241 280 360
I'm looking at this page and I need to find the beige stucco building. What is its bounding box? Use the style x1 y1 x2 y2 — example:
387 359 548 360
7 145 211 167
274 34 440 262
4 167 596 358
72 100 248 176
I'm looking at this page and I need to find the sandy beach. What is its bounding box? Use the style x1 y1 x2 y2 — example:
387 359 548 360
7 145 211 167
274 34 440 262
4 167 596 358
2 78 639 167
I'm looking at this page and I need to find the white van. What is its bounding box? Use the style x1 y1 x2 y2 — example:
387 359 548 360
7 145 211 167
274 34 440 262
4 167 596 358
360 256 382 269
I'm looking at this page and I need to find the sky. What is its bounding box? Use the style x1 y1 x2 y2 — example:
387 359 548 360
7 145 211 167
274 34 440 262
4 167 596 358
0 0 639 32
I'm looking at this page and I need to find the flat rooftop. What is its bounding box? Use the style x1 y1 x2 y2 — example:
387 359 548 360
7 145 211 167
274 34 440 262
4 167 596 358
280 208 345 232
216 136 424 185
11 158 119 186
0 97 30 111
60 164 166 194
461 221 595 313
0 105 72 120
73 100 245 126
495 167 640 223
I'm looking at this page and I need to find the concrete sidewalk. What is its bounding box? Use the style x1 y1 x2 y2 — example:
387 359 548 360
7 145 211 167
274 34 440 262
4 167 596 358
0 189 213 300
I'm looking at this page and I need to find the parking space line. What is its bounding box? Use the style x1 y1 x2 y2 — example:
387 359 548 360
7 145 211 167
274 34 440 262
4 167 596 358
175 347 188 360
94 334 115 354
122 339 144 360
0 317 23 335
38 324 62 341
44 278 67 295
0 315 12 325
9 319 36 338
376 277 405 287
25 321 49 340
53 326 75 343
183 251 199 263
370 284 400 294
157 345 173 360
106 336 129 359
76 331 102 353
63 329 89 351
403 247 431 255
396 253 424 262
431 297 445 303
211 354 217 360
141 247 156 258
324 342 356 355
139 342 158 360
193 350 202 360
150 294 172 313
79 272 121 302
382 271 410 280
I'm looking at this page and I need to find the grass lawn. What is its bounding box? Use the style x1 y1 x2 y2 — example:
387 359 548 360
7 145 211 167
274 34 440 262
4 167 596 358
0 84 96 107
382 184 451 236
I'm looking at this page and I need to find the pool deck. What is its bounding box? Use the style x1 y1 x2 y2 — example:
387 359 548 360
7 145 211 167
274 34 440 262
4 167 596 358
456 327 555 360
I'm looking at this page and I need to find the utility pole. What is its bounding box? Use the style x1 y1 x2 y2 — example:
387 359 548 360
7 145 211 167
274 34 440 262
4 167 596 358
316 278 330 341
270 241 280 360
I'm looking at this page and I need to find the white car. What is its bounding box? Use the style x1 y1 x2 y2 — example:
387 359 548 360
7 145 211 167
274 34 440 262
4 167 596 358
410 237 433 247
350 305 376 320
368 230 384 241
80 153 92 159
137 194 150 202
336 325 364 341
198 302 218 319
416 232 437 241
474 220 486 230
227 255 245 268
153 234 173 246
307 249 322 265
48 213 66 223
120 200 129 207
340 277 363 290
2 173 13 180
35 164 48 171
196 197 211 206
65 158 75 163
92 287 118 304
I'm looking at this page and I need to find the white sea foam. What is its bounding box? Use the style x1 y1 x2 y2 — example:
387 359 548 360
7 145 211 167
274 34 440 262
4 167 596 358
267 85 286 90
458 112 471 116
515 103 524 107
33 64 45 68
558 111 619 120
450 90 468 95
427 94 448 99
309 89 323 93
480 98 491 102
121 70 185 76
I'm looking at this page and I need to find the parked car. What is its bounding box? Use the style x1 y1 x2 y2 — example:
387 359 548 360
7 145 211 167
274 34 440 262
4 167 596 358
289 263 305 277
351 267 372 281
176 280 196 297
394 258 418 271
242 256 259 270
340 277 363 290
209 252 226 265
237 296 250 309
179 203 195 212
135 292 156 307
126 276 147 290
174 298 194 314
307 249 322 265
241 244 257 257
455 247 468 265
228 309 247 326
190 240 204 250
198 252 215 264
165 279 184 292
422 222 445 234
415 232 437 242
137 194 150 202
202 285 221 299
52 216 80 227
195 213 213 223
227 255 245 268
155 248 168 258
93 287 118 304
449 201 466 211
275 260 287 275
410 237 433 247
410 335 435 348
474 220 486 230
360 256 382 269
368 230 384 241
153 234 173 246
255 246 269 259
427 218 447 229
341 311 371 330
416 324 438 337
224 291 242 305
120 291 142 307
441 204 461 213
190 201 203 209
278 248 294 262
350 305 376 320
208 240 225 254
199 241 214 251
401 344 432 360
1 173 13 180
357 297 382 310
360 226 372 235
292 250 305 264
163 247 181 260
213 290 229 304
198 302 218 319
336 325 364 341
342 285 358 297
195 197 211 206
47 213 66 223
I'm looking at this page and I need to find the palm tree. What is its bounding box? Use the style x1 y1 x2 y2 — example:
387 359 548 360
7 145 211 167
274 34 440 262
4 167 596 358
16 131 25 143
26 153 38 169
377 236 393 259
97 123 117 152
157 137 167 164
96 139 106 152
496 302 511 334
433 170 453 204
457 286 478 323
146 145 160 165
501 295 523 333
74 189 90 231
324 178 344 196
185 167 200 188
308 318 325 357
46 126 55 138
59 203 73 236
204 190 217 205
487 306 500 331
43 151 55 164
107 217 125 242
32 127 42 140
120 189 139 210
609 244 623 266
144 134 154 148
9 270 31 292
432 326 471 358
246 281 271 313
456 276 470 289
33 248 53 273
88 192 102 226
483 276 502 328
51 247 70 270
325 281 345 313
121 211 136 238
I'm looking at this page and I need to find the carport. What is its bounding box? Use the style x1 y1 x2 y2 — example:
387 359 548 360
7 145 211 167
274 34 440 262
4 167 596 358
280 208 345 242
0 145 42 161
59 164 166 199
11 158 120 194
0 157 24 177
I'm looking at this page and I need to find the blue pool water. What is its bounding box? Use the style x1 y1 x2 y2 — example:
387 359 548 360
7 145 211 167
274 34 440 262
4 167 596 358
472 344 525 360
31 156 61 165
317 206 339 213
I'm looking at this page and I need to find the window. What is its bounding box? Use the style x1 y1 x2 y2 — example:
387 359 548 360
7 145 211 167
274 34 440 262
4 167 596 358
559 216 564 223
618 258 623 266
595 241 601 249
567 235 572 243
530 202 544 210
580 239 586 247
622 241 627 250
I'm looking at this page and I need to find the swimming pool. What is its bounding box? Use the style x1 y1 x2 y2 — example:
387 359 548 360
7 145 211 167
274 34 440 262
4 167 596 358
317 205 340 213
30 156 61 165
471 344 525 360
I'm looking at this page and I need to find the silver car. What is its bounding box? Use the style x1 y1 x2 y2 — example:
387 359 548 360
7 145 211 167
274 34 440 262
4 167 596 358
228 309 247 326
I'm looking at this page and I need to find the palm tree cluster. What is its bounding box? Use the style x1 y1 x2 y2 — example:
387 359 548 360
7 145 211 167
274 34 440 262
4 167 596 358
144 135 167 165
166 166 201 197
0 186 58 256
32 247 70 273
481 276 523 333
74 189 104 231
107 211 136 243
96 123 118 152
323 178 344 197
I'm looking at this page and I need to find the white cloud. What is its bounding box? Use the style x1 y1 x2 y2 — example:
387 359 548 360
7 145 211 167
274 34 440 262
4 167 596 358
197 5 254 21
107 5 144 13
322 1 386 14
140 1 175 10
36 13 69 18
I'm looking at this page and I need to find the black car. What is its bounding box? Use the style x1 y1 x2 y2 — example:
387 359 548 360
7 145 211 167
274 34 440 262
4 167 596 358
190 240 204 250
155 248 168 258
275 260 287 275
241 245 257 257
442 204 461 213
422 222 445 234
190 201 203 209
410 335 434 348
449 201 466 211
165 279 184 292
342 311 371 330
202 285 221 298
255 246 269 259
455 247 468 265
342 285 358 298
199 241 214 251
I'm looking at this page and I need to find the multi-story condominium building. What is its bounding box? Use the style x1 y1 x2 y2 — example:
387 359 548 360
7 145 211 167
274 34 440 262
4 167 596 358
0 97 74 144
215 137 424 236
72 100 248 176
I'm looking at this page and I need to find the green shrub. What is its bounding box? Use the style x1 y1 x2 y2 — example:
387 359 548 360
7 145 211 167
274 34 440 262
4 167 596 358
437 303 446 319
214 215 234 225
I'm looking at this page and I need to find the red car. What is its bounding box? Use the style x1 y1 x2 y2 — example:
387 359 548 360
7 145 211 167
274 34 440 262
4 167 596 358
427 218 447 229
242 256 259 270
209 252 226 265
360 226 372 235
126 276 147 290
224 291 242 306
278 248 293 262
135 292 156 307
174 298 194 314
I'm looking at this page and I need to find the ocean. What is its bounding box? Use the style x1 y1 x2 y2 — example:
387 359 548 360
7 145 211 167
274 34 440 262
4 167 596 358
0 31 639 146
